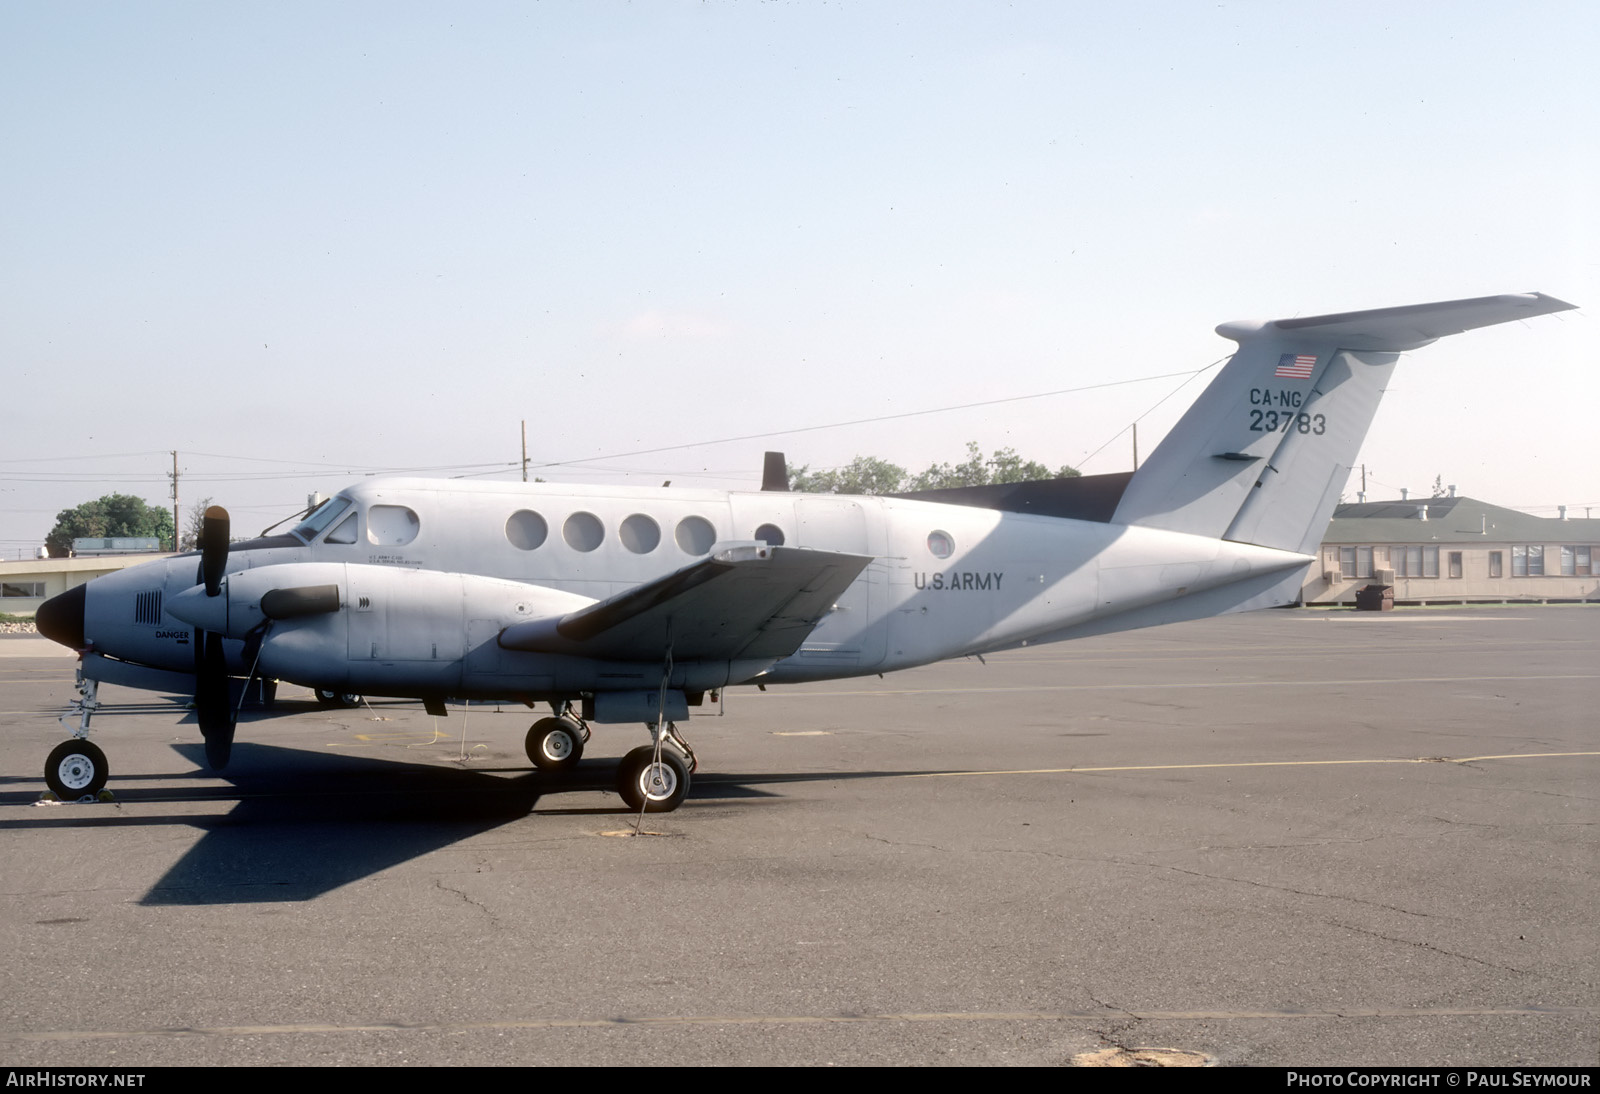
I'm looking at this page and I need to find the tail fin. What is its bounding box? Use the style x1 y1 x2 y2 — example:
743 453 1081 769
1111 292 1576 554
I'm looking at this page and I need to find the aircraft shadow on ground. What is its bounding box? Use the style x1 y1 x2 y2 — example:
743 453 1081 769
3 740 945 906
140 741 552 906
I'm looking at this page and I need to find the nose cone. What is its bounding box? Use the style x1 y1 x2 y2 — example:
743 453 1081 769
36 584 87 650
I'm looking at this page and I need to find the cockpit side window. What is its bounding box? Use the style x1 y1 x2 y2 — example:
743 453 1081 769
291 496 353 543
324 512 358 545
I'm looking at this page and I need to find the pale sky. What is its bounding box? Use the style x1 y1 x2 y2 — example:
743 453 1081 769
3 1 1597 554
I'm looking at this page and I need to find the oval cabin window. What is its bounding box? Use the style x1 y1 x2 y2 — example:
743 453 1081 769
505 510 548 551
563 512 604 552
674 516 716 555
619 514 661 554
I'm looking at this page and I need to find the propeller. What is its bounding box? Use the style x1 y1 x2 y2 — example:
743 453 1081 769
192 505 236 769
199 505 230 596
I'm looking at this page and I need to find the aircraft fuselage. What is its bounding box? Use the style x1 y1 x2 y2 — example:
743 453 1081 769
72 477 1308 703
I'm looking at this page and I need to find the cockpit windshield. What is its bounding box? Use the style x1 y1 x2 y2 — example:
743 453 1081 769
290 496 354 543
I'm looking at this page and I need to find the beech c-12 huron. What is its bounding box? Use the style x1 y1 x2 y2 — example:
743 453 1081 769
33 293 1575 811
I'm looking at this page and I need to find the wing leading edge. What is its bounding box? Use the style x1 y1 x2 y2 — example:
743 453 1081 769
497 544 872 662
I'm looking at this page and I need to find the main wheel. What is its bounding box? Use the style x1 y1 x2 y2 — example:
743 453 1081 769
526 717 585 772
616 745 690 813
46 739 108 800
315 688 362 708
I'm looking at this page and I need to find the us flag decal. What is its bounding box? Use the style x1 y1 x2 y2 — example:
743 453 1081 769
1274 353 1317 378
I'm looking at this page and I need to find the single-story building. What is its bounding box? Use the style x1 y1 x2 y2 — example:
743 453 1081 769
1303 496 1599 605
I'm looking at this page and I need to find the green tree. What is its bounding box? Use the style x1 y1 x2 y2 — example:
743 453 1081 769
790 455 909 495
791 444 1079 496
45 494 176 557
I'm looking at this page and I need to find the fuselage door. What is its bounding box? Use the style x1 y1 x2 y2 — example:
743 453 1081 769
789 495 886 669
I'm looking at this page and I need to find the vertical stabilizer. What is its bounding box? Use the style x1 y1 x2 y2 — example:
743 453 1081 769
1111 293 1575 554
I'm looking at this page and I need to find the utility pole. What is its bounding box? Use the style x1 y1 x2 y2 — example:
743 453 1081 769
521 421 528 482
169 450 179 551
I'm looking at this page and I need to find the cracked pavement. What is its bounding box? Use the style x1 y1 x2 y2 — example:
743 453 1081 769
0 607 1594 1065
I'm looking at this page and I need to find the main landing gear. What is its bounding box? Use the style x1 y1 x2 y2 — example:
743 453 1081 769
615 719 697 813
524 712 590 772
616 745 690 813
522 703 697 813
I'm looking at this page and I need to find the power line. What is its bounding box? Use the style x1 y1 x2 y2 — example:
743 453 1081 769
2 364 1213 496
454 366 1210 480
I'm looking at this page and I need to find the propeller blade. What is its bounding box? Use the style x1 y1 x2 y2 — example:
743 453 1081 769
199 505 230 597
261 584 341 620
195 630 235 770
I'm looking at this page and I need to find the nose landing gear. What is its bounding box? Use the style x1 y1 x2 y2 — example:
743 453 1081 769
44 670 110 802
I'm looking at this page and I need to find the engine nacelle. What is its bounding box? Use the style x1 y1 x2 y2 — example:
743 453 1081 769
167 562 767 700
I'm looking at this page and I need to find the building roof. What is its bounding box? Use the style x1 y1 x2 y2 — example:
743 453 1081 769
1325 496 1600 545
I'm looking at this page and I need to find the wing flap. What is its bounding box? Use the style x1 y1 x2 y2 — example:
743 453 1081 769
498 544 872 662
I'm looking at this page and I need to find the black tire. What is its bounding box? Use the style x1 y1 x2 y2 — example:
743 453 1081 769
616 745 690 813
526 717 585 772
315 688 362 708
46 739 108 800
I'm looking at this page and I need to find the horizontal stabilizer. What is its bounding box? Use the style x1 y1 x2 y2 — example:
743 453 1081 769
499 544 872 662
1258 292 1575 352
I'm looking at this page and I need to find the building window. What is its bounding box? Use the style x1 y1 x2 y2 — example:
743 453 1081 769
1448 552 1462 579
1337 547 1376 579
1488 551 1502 579
1512 545 1544 577
1393 546 1438 578
1560 546 1594 576
2 582 46 598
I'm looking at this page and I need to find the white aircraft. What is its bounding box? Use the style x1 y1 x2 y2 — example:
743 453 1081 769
34 292 1575 812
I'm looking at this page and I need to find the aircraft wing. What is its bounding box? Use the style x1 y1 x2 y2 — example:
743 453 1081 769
497 544 872 662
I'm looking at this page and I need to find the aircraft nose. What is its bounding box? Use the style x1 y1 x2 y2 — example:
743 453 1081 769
35 584 87 650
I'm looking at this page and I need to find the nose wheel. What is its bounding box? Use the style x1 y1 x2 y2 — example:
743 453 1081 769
45 739 108 801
